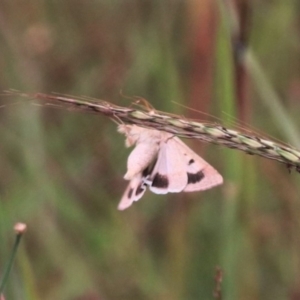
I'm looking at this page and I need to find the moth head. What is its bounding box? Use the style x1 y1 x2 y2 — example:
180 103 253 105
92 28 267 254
118 124 141 147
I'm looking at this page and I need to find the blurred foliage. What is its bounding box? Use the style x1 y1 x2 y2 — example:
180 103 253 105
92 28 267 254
0 0 300 299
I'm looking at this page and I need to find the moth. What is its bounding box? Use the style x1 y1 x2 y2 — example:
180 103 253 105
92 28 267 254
118 124 223 210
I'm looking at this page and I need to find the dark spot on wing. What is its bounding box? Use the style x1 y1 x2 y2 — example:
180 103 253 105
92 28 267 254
142 167 151 177
187 171 205 184
127 188 133 199
136 184 145 196
152 173 169 188
188 159 195 165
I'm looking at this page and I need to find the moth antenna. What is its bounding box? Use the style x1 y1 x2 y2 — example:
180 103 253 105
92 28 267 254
131 97 155 113
119 89 133 101
118 90 156 114
118 90 140 105
171 100 222 122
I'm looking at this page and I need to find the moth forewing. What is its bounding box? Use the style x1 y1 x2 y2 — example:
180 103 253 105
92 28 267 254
184 164 223 192
149 139 188 194
147 143 169 194
149 136 223 194
118 174 146 210
172 138 223 192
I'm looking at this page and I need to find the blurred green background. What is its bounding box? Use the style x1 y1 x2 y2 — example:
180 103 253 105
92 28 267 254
1 1 300 299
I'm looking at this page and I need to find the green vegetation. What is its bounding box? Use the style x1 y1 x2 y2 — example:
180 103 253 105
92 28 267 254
1 1 300 299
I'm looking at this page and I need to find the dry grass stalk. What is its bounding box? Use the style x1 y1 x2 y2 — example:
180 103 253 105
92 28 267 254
8 91 300 172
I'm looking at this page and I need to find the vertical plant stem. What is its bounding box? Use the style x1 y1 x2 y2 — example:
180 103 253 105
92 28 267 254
0 233 23 294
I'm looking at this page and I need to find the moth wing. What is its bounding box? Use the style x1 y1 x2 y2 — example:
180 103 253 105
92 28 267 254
118 173 147 210
172 137 223 192
149 138 187 194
